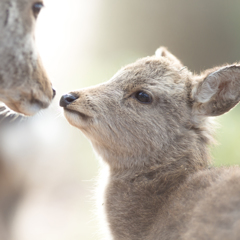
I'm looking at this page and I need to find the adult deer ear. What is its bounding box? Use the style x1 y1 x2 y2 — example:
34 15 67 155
192 65 240 116
155 47 183 68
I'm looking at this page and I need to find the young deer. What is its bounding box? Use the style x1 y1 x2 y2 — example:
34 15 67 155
0 0 55 116
60 47 240 240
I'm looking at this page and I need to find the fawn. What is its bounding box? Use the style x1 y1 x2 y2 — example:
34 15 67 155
60 47 240 240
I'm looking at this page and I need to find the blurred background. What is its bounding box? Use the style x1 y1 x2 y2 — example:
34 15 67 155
1 0 240 239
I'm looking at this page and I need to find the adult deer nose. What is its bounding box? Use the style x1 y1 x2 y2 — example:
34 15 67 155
60 94 78 107
52 88 56 99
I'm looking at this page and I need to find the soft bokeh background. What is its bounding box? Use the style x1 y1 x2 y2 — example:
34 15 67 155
1 0 240 239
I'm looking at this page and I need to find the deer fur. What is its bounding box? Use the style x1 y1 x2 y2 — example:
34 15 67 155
60 47 240 240
0 1 54 239
0 0 54 116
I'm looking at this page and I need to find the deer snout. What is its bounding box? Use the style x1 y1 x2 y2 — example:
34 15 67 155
60 94 78 108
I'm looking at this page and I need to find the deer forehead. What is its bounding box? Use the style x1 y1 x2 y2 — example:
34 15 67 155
102 58 187 96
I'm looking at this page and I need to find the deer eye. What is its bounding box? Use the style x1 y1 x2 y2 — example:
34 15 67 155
32 2 44 18
134 91 152 104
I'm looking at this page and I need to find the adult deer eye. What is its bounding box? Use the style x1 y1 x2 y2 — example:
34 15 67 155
32 2 44 18
134 91 152 104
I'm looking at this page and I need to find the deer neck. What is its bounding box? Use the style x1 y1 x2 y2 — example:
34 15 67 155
103 154 205 240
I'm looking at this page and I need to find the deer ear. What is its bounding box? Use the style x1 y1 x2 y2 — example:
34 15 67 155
155 47 183 68
192 65 240 116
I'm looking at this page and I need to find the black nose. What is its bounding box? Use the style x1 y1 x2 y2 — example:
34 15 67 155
52 88 56 99
60 94 78 108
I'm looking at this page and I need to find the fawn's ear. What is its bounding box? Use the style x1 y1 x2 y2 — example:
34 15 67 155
192 65 240 116
155 47 183 68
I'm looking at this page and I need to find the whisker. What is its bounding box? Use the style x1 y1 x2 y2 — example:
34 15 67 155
179 66 187 72
53 112 63 121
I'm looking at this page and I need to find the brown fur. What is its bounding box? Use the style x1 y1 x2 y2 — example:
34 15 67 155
0 0 54 116
61 47 240 239
0 1 54 238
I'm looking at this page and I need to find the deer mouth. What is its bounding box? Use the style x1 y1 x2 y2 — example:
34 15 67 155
62 108 93 130
64 108 91 121
5 98 50 116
